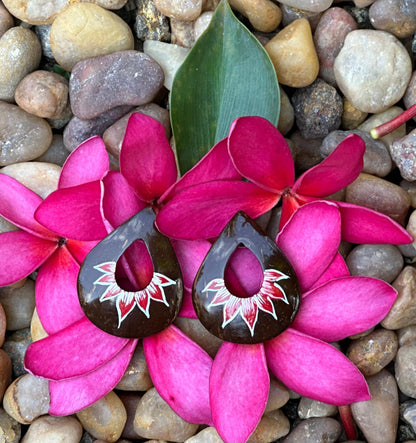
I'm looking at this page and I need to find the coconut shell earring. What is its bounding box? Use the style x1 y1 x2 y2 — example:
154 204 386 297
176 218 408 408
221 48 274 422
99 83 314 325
78 207 183 339
193 211 300 344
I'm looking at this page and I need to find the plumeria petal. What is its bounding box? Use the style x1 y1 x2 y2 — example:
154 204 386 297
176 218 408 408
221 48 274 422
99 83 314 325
25 317 129 380
143 325 213 425
276 201 341 292
102 171 146 229
0 231 56 285
49 339 138 416
293 134 365 197
120 113 177 202
34 181 108 241
36 246 85 334
337 202 412 244
265 328 371 405
228 116 294 193
210 342 269 443
0 174 56 239
66 239 99 264
310 252 350 289
156 181 279 240
58 136 109 189
292 276 397 342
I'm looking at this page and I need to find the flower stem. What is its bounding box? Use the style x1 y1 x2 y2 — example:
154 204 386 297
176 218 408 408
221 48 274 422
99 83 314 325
338 405 357 440
370 104 416 139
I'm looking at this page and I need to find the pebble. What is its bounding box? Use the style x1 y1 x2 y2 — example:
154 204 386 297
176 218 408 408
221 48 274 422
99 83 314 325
280 4 322 31
30 309 48 342
404 71 416 112
0 349 11 400
63 105 133 152
3 374 50 424
369 0 416 39
3 329 31 378
21 415 83 443
34 25 53 60
265 18 319 88
347 328 399 376
382 266 416 330
265 377 290 412
396 343 416 398
50 3 134 71
15 70 69 120
0 278 36 330
354 0 376 6
297 397 338 419
134 0 170 41
248 409 290 443
0 3 13 38
282 417 341 443
345 173 411 225
76 391 127 443
0 27 41 102
401 182 416 209
0 162 61 199
228 0 282 33
351 369 399 443
401 401 416 435
321 130 392 178
170 18 195 47
193 11 213 41
278 87 295 135
0 407 20 443
185 427 222 443
346 244 403 283
314 7 357 86
334 30 412 113
153 0 202 21
341 98 368 130
398 325 416 347
0 101 52 166
291 78 343 138
390 130 416 182
134 388 199 441
69 50 164 120
290 131 323 172
118 393 142 440
102 103 170 158
0 304 5 346
35 134 69 166
3 0 65 25
115 342 153 391
276 0 332 13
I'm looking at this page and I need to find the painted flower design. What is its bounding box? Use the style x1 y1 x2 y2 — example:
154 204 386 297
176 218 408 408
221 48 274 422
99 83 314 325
205 269 289 335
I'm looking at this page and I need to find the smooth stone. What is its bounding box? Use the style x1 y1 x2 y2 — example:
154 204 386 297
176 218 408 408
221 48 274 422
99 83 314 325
346 244 403 283
347 328 399 376
401 401 416 435
345 173 411 225
0 162 61 199
34 25 53 59
229 0 282 32
70 50 163 120
0 101 52 166
248 409 290 442
351 369 399 443
280 4 322 30
76 391 127 443
404 71 416 113
21 415 83 442
135 0 170 41
0 3 14 38
314 7 357 86
30 309 48 342
291 78 343 138
36 134 69 166
194 11 213 41
265 377 290 412
289 131 323 172
334 30 412 113
398 325 416 347
0 349 11 400
15 70 69 120
406 210 416 254
170 18 194 48
134 388 198 441
3 329 32 378
396 343 416 398
354 0 376 5
277 0 332 12
143 40 189 90
0 303 5 346
0 278 36 330
116 342 153 391
369 0 416 39
50 3 134 71
63 105 133 152
118 393 142 440
0 407 21 443
282 417 341 442
297 397 338 419
278 87 294 135
342 98 368 130
185 427 222 443
382 267 416 330
3 374 50 424
265 18 319 88
390 130 416 182
0 27 41 102
153 0 202 21
103 104 170 159
402 182 416 209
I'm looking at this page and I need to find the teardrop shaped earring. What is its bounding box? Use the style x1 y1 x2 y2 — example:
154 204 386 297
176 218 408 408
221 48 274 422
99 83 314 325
78 207 183 338
193 211 300 344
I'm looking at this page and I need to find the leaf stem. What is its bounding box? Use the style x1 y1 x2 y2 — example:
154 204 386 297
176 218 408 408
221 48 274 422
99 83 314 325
338 404 357 440
370 104 416 139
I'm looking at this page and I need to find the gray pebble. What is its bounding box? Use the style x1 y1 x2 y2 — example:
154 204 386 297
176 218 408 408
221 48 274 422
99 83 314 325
401 401 416 435
283 417 341 443
396 343 416 398
0 279 35 330
391 129 416 181
35 134 69 166
3 328 32 378
297 397 338 419
34 25 54 60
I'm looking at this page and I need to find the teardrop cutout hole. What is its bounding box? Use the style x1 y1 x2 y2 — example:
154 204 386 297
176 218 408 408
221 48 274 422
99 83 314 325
224 245 263 298
115 239 153 291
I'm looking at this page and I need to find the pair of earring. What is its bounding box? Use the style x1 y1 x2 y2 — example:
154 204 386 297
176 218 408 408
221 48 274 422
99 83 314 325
78 208 300 344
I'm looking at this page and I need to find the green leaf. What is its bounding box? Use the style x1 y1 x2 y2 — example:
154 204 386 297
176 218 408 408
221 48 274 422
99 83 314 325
170 0 280 173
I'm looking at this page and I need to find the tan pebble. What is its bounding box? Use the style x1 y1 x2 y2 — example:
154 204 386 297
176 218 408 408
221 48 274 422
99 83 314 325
184 427 222 442
0 279 35 330
0 406 21 442
265 18 319 88
0 2 14 38
265 377 289 412
248 409 290 442
153 0 203 21
0 349 11 400
0 303 6 346
278 87 294 135
342 98 368 130
21 415 83 442
76 391 127 442
30 309 48 342
397 325 416 346
229 0 282 33
170 18 195 48
50 3 134 71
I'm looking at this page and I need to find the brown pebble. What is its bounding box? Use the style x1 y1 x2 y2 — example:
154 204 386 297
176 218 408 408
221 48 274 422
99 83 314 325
229 0 282 33
248 409 290 442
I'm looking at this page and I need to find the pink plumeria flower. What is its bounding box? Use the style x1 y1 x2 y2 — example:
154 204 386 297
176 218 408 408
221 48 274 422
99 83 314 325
157 116 411 245
198 201 397 443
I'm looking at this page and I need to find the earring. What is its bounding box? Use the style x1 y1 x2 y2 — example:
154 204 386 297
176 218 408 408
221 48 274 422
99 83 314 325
193 211 300 344
78 207 183 338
